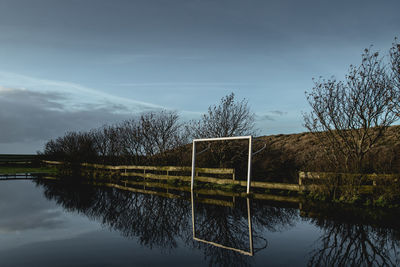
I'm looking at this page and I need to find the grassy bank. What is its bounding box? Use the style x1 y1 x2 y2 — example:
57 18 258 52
0 166 58 174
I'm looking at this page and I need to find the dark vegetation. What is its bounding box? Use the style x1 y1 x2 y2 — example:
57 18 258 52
300 39 400 204
39 39 400 205
304 43 399 173
40 93 259 176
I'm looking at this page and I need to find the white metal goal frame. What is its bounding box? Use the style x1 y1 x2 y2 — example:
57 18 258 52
191 135 252 194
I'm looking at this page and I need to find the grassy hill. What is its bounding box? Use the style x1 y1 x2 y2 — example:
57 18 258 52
251 125 400 182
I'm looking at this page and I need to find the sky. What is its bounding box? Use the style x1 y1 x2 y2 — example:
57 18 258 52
0 0 399 153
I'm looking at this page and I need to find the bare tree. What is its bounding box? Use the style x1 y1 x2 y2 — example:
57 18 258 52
390 38 400 103
140 110 186 158
90 125 124 164
43 131 97 163
190 93 256 139
90 127 109 163
187 93 257 168
304 47 398 172
117 118 144 164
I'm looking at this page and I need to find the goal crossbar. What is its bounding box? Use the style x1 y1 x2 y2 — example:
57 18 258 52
191 135 252 194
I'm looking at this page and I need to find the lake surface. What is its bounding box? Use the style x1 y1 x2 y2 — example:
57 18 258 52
0 179 399 267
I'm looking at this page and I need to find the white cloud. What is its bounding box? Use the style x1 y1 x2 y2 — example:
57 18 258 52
0 71 164 112
0 87 131 143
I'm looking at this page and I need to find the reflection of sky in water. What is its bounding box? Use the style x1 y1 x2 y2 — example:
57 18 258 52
0 180 101 251
0 180 205 267
258 221 319 264
0 230 206 267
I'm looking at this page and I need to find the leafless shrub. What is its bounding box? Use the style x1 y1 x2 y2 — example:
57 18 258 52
304 46 398 172
390 37 400 93
43 131 97 163
117 118 144 165
140 110 183 156
188 93 257 169
43 109 188 165
90 124 124 164
189 93 256 139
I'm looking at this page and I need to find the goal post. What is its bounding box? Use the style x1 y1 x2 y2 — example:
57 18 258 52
190 135 253 194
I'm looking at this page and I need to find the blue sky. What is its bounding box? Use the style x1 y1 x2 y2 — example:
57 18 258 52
0 0 399 153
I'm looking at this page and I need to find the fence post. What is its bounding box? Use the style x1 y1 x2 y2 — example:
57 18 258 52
298 171 304 192
246 136 252 194
191 141 196 191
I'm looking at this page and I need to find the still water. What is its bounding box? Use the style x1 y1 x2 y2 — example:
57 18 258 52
0 179 399 267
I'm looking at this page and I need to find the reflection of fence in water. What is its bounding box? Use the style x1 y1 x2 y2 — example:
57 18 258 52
85 179 301 207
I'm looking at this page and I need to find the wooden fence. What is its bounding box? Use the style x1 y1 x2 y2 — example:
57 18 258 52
298 171 400 195
43 161 400 193
81 162 236 178
299 171 399 186
43 160 300 191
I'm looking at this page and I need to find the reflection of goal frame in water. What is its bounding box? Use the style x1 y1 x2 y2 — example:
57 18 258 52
191 192 254 256
191 136 253 194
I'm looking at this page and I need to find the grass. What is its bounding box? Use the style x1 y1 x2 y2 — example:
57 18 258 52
0 166 58 175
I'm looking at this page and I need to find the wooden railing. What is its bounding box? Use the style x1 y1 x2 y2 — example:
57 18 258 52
43 160 301 191
298 171 400 193
299 171 399 184
81 162 236 177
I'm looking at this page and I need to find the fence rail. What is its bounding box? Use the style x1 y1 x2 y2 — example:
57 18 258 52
43 160 300 191
48 161 397 192
81 162 235 175
298 171 399 187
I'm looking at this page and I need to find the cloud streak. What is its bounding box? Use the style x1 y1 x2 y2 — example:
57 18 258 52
0 87 138 152
0 71 177 153
0 84 202 153
0 71 164 112
255 110 287 122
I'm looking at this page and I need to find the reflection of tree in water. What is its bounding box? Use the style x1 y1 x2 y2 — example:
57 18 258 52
37 180 191 250
308 217 400 266
35 180 297 266
110 194 191 249
251 200 297 233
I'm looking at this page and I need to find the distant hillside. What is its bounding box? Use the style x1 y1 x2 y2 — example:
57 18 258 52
252 125 400 181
